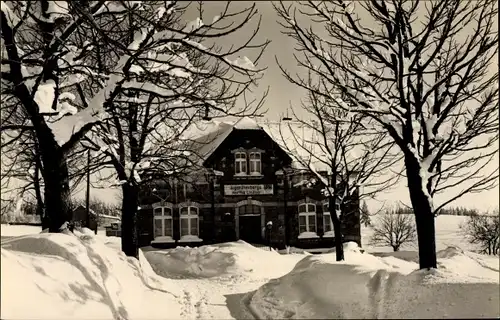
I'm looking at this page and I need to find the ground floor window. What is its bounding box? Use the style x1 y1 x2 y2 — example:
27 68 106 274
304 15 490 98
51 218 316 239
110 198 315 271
298 203 316 233
323 202 333 233
154 205 173 238
323 213 333 233
180 206 199 237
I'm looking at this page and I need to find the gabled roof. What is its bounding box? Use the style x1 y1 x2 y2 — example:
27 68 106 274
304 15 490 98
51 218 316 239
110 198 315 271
180 117 265 166
181 116 326 171
233 116 262 130
260 121 330 172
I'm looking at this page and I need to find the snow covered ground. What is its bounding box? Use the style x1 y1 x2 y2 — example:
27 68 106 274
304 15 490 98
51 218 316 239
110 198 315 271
1 218 499 319
1 227 185 320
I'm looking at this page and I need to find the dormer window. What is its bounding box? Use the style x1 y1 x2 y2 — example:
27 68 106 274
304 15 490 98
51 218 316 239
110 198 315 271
235 152 247 175
249 152 262 175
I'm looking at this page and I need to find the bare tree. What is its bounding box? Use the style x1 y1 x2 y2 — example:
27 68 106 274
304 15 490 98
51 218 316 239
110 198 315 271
268 89 400 261
68 2 268 257
1 88 109 228
1 1 145 232
371 206 416 251
461 212 499 255
274 0 498 269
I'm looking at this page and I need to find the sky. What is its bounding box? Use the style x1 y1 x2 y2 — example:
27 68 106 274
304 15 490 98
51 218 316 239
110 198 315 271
7 1 499 213
73 1 499 212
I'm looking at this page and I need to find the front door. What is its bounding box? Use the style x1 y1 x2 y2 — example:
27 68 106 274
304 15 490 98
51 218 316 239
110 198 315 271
239 215 262 244
220 211 236 242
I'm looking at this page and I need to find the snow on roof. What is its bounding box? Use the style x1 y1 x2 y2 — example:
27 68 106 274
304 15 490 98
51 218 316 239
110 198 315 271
260 121 331 172
233 116 262 130
178 117 331 172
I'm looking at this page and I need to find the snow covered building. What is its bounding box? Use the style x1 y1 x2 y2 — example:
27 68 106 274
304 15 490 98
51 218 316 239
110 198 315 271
137 117 361 249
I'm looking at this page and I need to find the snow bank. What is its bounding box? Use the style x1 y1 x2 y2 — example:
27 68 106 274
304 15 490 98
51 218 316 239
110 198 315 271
1 224 42 237
144 245 236 279
249 243 500 319
1 229 183 320
144 240 306 280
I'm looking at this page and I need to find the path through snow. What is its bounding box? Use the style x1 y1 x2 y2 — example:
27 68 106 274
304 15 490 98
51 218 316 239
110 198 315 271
142 243 306 320
170 272 269 319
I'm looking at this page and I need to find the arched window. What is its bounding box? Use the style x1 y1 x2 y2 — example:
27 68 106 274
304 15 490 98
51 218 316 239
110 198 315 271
153 204 173 239
298 202 317 234
239 204 261 216
249 152 262 175
235 152 247 175
179 206 199 237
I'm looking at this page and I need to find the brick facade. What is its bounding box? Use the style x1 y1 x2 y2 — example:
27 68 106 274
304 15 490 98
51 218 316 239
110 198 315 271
138 125 361 249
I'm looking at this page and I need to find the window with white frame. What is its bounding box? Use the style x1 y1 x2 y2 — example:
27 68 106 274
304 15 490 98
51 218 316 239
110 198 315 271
180 206 199 237
323 202 333 233
235 152 247 175
298 203 317 233
154 205 173 238
249 152 262 175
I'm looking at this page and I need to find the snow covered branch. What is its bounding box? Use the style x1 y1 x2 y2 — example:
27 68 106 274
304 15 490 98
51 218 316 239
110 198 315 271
274 0 498 215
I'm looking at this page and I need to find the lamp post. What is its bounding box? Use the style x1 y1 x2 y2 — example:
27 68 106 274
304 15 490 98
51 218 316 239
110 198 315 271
205 169 223 243
275 167 290 247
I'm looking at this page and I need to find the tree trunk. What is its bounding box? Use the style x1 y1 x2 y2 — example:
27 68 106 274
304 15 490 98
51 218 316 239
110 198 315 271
41 147 73 232
121 183 139 259
34 139 46 227
329 196 344 261
405 155 437 269
393 245 400 252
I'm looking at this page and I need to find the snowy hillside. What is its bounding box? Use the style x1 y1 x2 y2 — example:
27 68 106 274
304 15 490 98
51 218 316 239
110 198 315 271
361 214 476 253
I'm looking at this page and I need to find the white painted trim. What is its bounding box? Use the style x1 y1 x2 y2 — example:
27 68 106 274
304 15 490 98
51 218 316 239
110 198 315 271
234 199 265 241
178 200 201 208
153 217 173 238
179 204 200 238
152 202 173 209
298 232 319 239
178 235 203 243
151 236 175 243
236 198 263 207
298 200 317 234
231 147 247 154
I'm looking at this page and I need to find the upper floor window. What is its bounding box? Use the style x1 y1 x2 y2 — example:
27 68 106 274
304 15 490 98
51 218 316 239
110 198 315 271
153 204 173 239
298 202 316 234
179 206 199 237
235 152 247 175
249 152 262 175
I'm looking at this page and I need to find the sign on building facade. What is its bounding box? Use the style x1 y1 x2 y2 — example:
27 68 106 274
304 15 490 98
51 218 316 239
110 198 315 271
224 184 274 196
